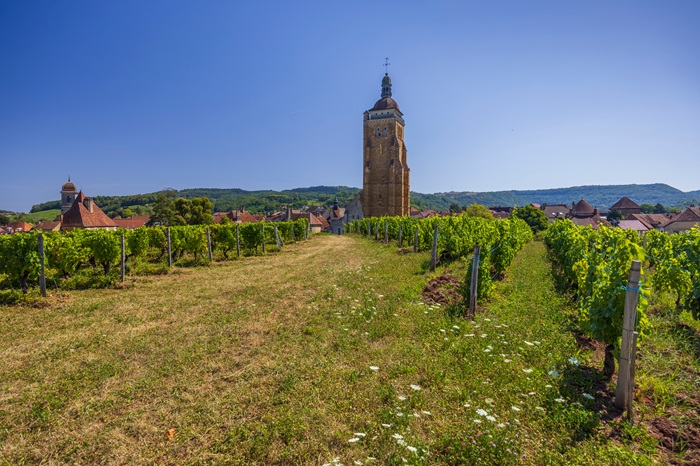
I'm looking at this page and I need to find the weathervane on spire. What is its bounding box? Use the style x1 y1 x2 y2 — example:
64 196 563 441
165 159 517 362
383 57 390 75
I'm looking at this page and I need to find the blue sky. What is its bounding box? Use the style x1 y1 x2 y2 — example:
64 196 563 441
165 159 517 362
1 1 699 212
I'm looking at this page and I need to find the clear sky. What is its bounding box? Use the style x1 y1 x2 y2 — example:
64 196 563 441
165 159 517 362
1 0 699 212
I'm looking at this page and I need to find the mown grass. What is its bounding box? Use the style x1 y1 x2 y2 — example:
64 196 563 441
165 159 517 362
0 235 694 464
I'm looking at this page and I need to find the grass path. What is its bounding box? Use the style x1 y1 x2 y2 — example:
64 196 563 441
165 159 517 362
0 236 660 465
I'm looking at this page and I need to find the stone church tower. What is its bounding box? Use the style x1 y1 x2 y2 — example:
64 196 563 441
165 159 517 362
362 72 410 217
61 178 78 214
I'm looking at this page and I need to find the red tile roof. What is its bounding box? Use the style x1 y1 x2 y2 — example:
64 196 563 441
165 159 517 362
610 197 640 210
34 220 61 231
113 216 150 229
213 210 260 224
62 193 117 229
664 207 700 227
618 220 648 232
7 221 33 232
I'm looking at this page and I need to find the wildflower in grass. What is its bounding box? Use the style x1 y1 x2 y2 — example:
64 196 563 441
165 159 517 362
485 398 494 405
392 433 404 439
474 419 482 423
407 446 418 453
466 334 475 337
440 329 446 333
486 415 496 422
422 410 431 415
476 408 488 416
378 294 384 298
369 366 379 371
355 433 366 437
548 370 559 377
480 334 487 338
536 406 546 411
349 437 360 443
497 423 506 428
503 359 511 363
452 325 460 330
464 403 471 407
545 384 553 388
568 357 581 366
483 348 491 353
355 461 363 465
398 395 406 401
534 341 541 345
410 384 421 391
522 368 533 373
397 438 406 446
382 423 393 427
583 393 594 400
512 406 521 411
554 397 566 403
524 341 534 346
396 412 404 417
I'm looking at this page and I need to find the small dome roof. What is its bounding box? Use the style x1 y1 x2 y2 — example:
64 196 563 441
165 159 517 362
62 181 77 191
371 97 400 111
574 199 595 215
382 73 392 85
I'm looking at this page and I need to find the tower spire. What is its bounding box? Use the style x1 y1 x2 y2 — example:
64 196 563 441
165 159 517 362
381 58 392 98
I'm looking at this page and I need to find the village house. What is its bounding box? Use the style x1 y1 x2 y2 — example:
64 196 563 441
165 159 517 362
61 191 117 231
112 215 151 230
662 207 700 233
213 208 260 224
609 197 642 218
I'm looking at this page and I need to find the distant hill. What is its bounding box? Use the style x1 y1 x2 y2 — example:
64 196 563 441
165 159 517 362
412 183 700 211
27 183 700 217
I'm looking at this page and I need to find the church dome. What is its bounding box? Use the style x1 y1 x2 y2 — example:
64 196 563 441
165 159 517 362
371 97 400 111
62 180 77 191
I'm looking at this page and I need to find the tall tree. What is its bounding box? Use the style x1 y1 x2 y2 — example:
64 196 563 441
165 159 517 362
463 203 494 220
510 205 548 233
148 190 179 226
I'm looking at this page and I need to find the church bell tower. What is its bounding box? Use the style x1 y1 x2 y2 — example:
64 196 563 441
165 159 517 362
362 67 410 217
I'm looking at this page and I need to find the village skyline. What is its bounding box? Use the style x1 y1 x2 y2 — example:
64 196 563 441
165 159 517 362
2 1 699 213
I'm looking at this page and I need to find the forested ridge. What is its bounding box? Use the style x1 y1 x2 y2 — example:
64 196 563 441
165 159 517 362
24 183 700 216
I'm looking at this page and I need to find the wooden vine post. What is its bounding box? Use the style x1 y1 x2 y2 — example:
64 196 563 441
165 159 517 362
615 260 642 421
430 225 439 272
261 223 266 254
274 225 282 250
166 227 172 268
375 222 379 241
398 224 403 248
468 245 481 318
236 225 241 258
291 224 296 243
413 227 419 253
38 232 47 297
206 227 213 263
367 223 371 237
120 234 126 283
384 220 388 243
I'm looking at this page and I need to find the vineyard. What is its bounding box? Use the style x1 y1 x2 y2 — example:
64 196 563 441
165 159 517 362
546 220 700 325
347 214 533 302
0 218 309 299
